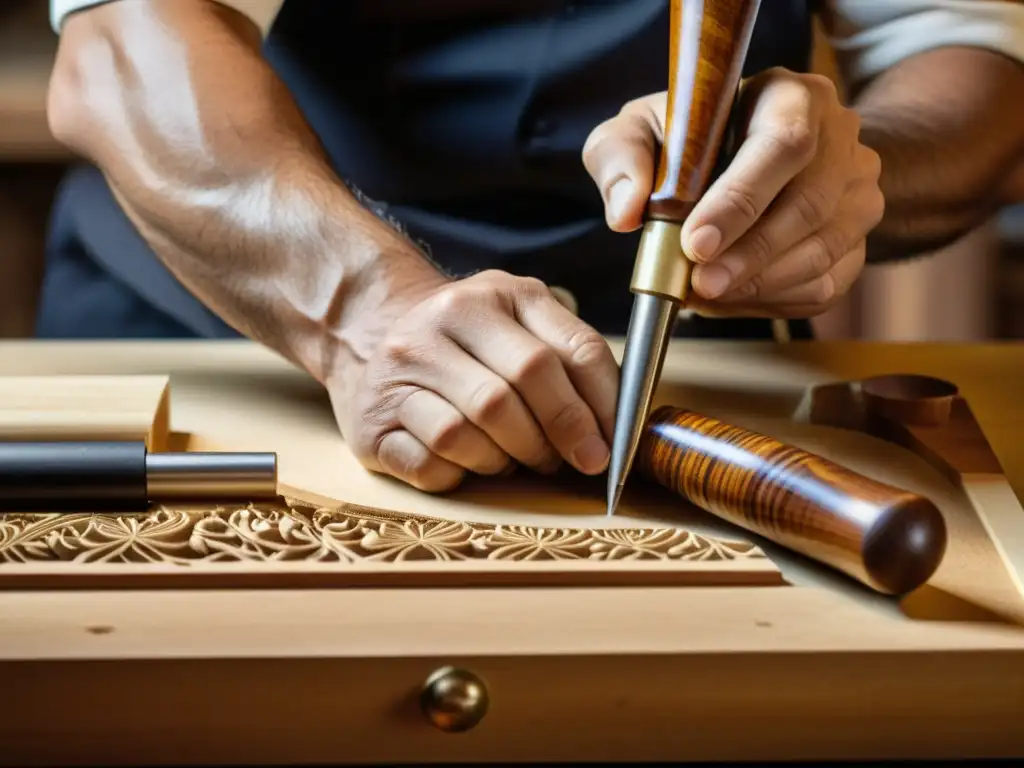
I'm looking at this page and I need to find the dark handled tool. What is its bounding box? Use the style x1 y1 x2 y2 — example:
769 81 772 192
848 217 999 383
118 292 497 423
607 0 764 516
637 405 947 595
0 441 277 512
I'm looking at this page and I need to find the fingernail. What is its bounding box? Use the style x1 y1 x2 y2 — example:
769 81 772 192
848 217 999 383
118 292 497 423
695 263 732 298
686 225 722 262
572 434 610 475
607 178 634 224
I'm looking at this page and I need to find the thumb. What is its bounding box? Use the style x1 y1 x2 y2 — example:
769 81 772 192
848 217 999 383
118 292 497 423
582 94 665 232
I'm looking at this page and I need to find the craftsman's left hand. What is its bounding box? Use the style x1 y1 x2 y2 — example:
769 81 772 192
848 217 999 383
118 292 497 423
583 68 885 317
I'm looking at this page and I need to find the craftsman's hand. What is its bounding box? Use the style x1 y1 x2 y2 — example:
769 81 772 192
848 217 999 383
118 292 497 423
329 270 619 492
583 68 885 317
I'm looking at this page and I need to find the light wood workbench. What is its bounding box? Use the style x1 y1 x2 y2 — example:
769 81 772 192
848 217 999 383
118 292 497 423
0 339 1022 765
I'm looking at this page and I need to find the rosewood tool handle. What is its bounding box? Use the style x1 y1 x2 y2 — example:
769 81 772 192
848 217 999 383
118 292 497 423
638 405 949 595
608 0 763 516
634 0 761 296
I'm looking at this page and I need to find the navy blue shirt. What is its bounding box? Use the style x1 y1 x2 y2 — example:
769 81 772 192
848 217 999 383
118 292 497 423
38 0 815 341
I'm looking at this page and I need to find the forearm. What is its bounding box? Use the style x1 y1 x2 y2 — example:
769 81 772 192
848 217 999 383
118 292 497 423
48 0 444 380
852 46 1024 262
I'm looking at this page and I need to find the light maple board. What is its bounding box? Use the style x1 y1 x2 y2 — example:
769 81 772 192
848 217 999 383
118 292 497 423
0 354 781 588
160 342 1024 623
0 342 1022 623
0 374 169 449
2 341 1024 765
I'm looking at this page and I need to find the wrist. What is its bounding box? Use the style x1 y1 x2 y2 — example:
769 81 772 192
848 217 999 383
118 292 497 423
288 201 451 386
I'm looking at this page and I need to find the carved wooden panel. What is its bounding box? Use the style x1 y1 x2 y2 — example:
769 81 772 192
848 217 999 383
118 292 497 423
0 497 781 589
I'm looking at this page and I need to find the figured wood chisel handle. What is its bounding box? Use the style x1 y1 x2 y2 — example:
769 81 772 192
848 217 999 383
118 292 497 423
638 406 949 595
632 0 762 302
649 0 760 221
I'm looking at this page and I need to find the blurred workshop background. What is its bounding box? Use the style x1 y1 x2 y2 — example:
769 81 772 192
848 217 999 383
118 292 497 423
2 0 1022 341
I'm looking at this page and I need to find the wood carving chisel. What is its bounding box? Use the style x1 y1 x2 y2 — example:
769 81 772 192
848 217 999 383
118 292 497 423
607 0 763 516
0 441 277 512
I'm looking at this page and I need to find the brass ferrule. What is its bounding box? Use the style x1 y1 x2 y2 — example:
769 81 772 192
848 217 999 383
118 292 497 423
629 220 691 304
145 451 278 500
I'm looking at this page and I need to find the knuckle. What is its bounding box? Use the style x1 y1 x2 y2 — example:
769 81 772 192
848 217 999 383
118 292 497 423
514 275 549 298
377 433 444 490
745 227 775 268
811 228 846 269
401 456 431 487
619 93 665 126
792 183 832 230
723 182 762 223
566 329 611 369
468 379 515 425
581 119 614 166
427 413 467 455
809 273 837 307
379 333 422 365
842 105 862 134
429 287 472 318
509 345 558 387
348 427 381 469
475 268 509 285
620 96 648 115
432 279 501 317
745 272 765 299
805 235 835 277
372 430 400 466
582 112 651 178
806 72 838 98
410 461 463 494
767 120 817 163
862 147 883 182
547 399 591 437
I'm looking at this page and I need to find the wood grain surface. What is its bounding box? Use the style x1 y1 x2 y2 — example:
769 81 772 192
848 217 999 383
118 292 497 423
639 404 948 594
0 341 1023 765
648 0 760 221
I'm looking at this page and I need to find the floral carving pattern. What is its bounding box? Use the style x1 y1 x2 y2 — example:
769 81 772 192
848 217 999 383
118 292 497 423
0 497 764 565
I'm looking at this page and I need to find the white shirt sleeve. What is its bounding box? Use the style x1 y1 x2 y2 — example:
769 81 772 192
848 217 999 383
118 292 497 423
825 0 1024 89
51 1 1024 88
50 0 284 35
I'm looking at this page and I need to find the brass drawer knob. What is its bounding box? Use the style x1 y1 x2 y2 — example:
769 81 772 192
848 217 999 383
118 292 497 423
420 666 490 733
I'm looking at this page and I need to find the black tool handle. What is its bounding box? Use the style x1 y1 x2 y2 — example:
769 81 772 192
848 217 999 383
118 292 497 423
0 441 147 511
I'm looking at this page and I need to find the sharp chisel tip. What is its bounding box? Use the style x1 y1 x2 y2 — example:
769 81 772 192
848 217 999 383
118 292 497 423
606 483 624 517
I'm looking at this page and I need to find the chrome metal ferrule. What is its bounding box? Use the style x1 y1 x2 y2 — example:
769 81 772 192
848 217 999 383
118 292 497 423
145 451 278 500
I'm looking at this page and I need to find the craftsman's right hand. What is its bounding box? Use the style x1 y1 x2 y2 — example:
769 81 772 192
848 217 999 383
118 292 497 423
330 270 620 492
584 72 883 319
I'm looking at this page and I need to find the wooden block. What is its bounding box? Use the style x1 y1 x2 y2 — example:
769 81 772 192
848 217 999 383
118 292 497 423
0 375 170 450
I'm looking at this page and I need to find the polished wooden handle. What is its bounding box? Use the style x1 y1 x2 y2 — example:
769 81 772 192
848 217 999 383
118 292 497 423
648 0 761 222
638 405 949 595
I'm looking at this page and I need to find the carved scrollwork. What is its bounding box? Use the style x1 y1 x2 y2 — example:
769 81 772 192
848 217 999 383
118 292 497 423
0 497 764 565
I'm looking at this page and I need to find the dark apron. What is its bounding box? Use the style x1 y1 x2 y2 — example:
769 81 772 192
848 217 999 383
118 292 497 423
36 0 814 340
